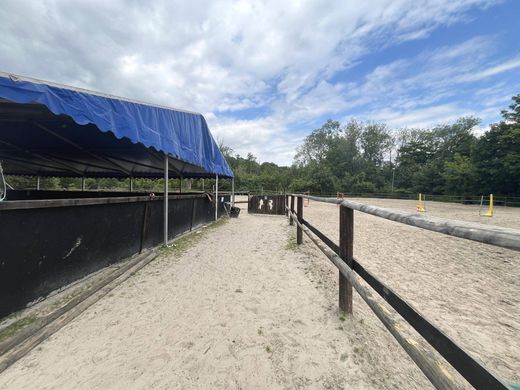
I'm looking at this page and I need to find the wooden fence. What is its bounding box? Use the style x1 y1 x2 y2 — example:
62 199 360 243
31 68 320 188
286 193 520 390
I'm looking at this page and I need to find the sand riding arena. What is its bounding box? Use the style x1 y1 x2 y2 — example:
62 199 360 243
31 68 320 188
0 195 518 389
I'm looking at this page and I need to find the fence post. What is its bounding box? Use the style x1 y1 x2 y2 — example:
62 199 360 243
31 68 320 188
290 195 295 226
339 205 353 314
297 196 303 244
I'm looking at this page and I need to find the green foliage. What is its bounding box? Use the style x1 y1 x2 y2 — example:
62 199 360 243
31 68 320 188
472 112 520 195
443 154 477 195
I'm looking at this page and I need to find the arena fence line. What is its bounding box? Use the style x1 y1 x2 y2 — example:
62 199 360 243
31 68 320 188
285 193 519 390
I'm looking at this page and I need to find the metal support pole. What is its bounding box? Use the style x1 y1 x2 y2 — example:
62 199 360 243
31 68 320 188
36 176 40 191
215 174 219 221
296 196 303 244
339 205 354 314
179 177 182 193
129 176 133 192
164 155 169 246
231 177 235 207
81 177 85 191
202 178 205 191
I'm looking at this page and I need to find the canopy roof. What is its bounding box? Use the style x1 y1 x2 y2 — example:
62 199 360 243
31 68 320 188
0 72 233 178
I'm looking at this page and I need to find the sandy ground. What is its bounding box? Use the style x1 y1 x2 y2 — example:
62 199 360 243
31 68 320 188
0 197 518 389
0 209 434 390
302 198 520 386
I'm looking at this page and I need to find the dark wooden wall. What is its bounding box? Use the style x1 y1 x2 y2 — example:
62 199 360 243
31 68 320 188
248 195 286 215
0 194 229 317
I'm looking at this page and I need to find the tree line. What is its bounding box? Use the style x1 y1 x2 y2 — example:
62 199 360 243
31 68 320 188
224 95 519 196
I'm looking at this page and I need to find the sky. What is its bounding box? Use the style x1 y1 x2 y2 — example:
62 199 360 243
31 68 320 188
1 0 519 165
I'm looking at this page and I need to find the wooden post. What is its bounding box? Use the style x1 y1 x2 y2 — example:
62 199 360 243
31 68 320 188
290 195 295 226
339 205 353 314
190 197 196 231
297 196 303 244
139 202 150 253
231 177 235 207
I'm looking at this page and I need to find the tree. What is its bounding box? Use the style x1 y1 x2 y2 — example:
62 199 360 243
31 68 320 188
294 120 340 166
359 122 393 167
473 96 520 195
443 154 476 195
501 94 520 123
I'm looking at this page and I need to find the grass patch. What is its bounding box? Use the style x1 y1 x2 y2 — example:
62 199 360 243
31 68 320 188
159 218 229 257
285 234 298 251
0 315 38 343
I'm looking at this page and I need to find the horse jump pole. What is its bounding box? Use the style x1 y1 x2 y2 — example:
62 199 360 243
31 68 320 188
297 196 303 244
339 205 353 314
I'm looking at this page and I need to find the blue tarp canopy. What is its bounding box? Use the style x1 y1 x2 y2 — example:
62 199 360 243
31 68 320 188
0 72 233 178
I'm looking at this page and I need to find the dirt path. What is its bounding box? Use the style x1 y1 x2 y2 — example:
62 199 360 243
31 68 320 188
0 211 435 389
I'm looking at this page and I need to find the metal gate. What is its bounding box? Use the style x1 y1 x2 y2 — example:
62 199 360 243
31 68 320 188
248 195 286 215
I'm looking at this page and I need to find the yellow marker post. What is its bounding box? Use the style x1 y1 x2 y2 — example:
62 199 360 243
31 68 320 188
416 193 426 212
483 193 494 217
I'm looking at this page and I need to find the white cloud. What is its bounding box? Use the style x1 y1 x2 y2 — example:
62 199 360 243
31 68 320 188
0 0 510 165
210 117 302 165
366 104 475 129
457 56 520 82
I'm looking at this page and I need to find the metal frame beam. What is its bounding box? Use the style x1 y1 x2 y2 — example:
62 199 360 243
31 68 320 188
33 122 131 176
0 140 83 175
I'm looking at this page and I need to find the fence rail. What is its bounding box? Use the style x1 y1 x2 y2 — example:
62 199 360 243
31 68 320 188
300 191 520 206
236 188 520 207
301 194 520 252
285 193 518 389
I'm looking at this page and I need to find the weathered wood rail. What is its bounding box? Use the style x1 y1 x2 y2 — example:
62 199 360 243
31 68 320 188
286 193 518 390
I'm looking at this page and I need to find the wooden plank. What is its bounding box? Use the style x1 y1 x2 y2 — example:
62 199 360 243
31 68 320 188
339 206 353 314
189 197 196 231
139 202 150 253
0 193 207 211
294 194 520 252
